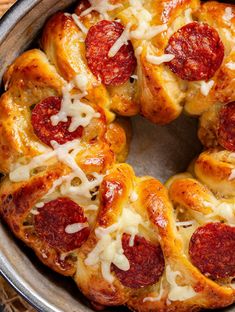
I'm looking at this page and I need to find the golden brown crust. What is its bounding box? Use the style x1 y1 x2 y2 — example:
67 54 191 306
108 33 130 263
194 149 235 197
0 50 64 173
0 164 78 276
138 48 184 124
184 2 235 115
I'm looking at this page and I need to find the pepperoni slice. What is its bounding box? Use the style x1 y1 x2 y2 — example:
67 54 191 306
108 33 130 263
31 96 83 147
85 20 137 86
165 22 224 81
189 222 235 280
218 102 235 152
34 198 90 252
112 234 165 288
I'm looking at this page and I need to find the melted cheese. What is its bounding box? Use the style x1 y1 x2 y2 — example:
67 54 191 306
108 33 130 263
129 1 167 40
199 80 214 96
10 147 57 182
175 221 195 227
223 7 234 24
51 77 100 132
108 23 132 57
130 191 138 202
229 169 235 180
74 73 89 92
65 223 88 234
184 8 193 24
144 25 168 41
50 140 104 198
10 139 103 200
165 266 196 301
226 61 235 70
35 202 45 208
85 208 145 283
86 204 99 211
202 198 235 225
80 0 122 20
207 202 235 225
146 52 175 65
135 46 143 57
130 75 138 80
167 8 194 37
143 278 164 302
71 14 88 34
30 209 40 216
108 1 167 57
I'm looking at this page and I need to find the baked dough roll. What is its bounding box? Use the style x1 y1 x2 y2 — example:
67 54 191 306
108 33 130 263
167 174 235 310
0 1 234 312
0 49 129 174
64 0 235 124
75 164 166 308
195 149 235 197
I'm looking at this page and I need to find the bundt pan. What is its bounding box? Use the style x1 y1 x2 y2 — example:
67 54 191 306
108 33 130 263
0 1 233 311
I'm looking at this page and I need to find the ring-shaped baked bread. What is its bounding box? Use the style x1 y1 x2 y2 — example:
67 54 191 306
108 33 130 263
0 1 234 311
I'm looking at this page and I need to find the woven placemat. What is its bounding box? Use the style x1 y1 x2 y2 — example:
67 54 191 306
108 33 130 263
0 2 36 311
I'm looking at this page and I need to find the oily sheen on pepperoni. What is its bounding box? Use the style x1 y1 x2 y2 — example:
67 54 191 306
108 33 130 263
85 20 137 86
189 222 235 280
31 96 83 146
218 102 235 152
165 22 224 81
35 198 90 252
112 234 165 288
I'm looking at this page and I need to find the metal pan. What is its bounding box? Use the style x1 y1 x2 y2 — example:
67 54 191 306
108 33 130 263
0 1 233 311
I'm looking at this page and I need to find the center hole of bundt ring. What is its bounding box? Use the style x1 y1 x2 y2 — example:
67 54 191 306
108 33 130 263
127 115 202 182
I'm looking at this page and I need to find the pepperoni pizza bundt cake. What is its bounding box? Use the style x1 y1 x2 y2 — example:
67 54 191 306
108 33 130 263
0 0 234 311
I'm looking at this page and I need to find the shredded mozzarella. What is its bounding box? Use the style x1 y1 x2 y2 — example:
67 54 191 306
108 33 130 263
108 1 167 57
166 266 196 301
10 139 103 200
226 61 235 70
71 14 88 34
175 220 195 227
214 202 235 225
223 7 234 24
85 208 146 283
143 278 164 302
199 80 214 96
184 8 193 24
129 1 167 40
51 77 100 133
35 202 45 208
217 203 235 225
65 223 88 234
229 169 235 180
73 73 89 92
80 0 122 20
144 24 168 40
146 51 175 65
50 140 104 198
108 23 132 57
130 191 138 202
130 75 138 80
86 204 99 211
31 209 40 216
203 199 235 225
135 46 143 57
